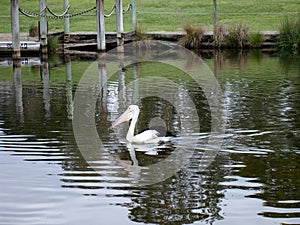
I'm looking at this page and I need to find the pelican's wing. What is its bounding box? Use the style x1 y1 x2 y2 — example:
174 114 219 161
141 126 176 137
134 129 160 143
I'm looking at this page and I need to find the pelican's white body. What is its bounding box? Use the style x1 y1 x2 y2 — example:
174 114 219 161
110 105 166 144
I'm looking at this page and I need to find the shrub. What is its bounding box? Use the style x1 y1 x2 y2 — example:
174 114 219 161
224 23 249 48
213 23 226 48
135 24 152 41
29 24 38 37
178 23 204 48
248 32 264 48
47 37 59 53
277 17 300 53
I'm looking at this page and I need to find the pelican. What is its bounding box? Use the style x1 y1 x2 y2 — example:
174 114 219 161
110 105 172 144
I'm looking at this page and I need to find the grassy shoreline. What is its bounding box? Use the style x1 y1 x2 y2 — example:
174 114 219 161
0 0 299 34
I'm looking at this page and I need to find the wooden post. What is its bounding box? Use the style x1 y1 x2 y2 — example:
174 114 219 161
41 55 50 117
63 0 70 42
213 0 217 35
118 52 126 107
96 0 106 51
40 0 48 54
115 0 124 46
131 0 136 32
132 63 139 104
11 0 21 60
98 53 107 111
13 65 24 123
65 55 73 119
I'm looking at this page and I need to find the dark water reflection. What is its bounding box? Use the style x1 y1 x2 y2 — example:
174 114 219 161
0 50 299 225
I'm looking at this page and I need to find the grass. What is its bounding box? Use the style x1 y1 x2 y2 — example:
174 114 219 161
248 32 264 48
134 24 152 41
277 17 300 53
223 23 249 48
29 23 38 37
214 24 226 48
0 0 300 33
47 37 60 53
178 23 204 48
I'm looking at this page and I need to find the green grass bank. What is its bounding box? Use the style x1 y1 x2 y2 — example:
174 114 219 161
1 0 300 34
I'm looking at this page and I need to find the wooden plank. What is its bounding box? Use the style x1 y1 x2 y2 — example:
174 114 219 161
0 42 40 51
0 41 41 52
0 57 41 67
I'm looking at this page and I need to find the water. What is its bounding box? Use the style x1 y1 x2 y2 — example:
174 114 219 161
0 50 299 225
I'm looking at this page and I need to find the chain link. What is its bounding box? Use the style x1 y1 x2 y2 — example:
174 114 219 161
19 6 96 19
18 4 132 19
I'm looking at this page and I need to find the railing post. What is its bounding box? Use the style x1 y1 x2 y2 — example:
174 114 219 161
40 0 48 54
131 0 136 32
98 53 107 111
65 55 73 119
41 55 50 117
213 0 217 35
96 0 106 51
11 0 21 60
63 0 70 42
14 65 23 123
115 0 124 46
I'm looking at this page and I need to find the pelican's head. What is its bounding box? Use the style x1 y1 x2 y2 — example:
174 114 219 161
110 105 140 129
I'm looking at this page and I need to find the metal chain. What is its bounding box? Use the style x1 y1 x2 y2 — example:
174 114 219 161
19 6 96 19
19 7 45 18
46 5 70 17
104 4 116 18
19 3 131 19
104 3 132 17
123 4 132 14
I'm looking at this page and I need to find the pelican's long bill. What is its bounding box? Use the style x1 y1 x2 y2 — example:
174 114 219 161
110 108 133 129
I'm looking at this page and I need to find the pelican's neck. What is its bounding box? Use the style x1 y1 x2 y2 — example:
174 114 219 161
126 110 139 141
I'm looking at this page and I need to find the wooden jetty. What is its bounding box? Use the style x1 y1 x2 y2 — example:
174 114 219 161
146 31 279 48
0 41 40 52
55 30 279 54
0 57 41 67
0 30 279 55
50 31 135 54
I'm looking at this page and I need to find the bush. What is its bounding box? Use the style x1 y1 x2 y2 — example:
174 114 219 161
214 23 226 48
277 17 300 53
178 23 204 48
224 23 249 48
29 24 38 37
248 32 264 48
47 37 59 53
135 24 152 41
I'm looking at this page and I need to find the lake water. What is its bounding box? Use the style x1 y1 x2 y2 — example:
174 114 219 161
0 46 299 225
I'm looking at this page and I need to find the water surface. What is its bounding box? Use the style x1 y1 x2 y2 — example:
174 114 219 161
0 51 299 225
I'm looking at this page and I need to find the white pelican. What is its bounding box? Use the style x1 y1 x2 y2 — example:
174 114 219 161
110 105 172 144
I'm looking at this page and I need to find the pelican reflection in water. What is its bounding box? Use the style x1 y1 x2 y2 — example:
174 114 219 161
110 105 173 144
